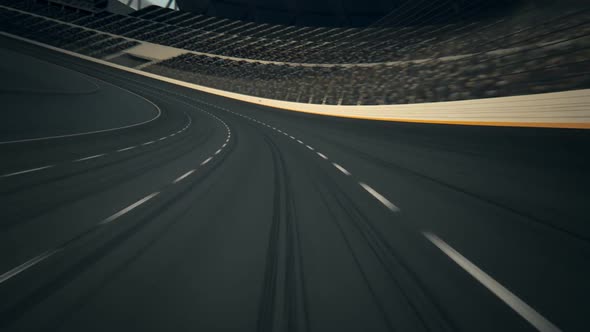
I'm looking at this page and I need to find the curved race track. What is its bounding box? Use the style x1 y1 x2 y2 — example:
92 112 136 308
0 36 589 332
0 47 159 143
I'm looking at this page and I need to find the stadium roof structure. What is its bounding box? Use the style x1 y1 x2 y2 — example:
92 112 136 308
173 0 513 27
174 0 394 27
118 0 518 28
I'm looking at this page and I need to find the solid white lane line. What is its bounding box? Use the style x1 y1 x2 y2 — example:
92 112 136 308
117 146 136 152
0 92 162 145
317 152 329 160
423 232 561 332
359 182 400 212
332 163 351 176
201 157 213 165
215 149 222 155
1 165 54 177
99 192 160 225
142 141 155 146
75 154 105 162
173 169 195 184
306 145 315 151
0 249 62 284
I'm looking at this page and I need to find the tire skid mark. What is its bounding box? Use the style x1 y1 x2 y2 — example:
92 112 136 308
0 112 191 180
322 134 590 245
0 160 225 328
257 135 309 332
33 156 236 332
312 171 456 332
0 126 215 231
314 182 397 332
0 120 234 329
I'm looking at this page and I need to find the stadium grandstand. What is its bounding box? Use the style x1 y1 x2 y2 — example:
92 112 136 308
1 0 589 105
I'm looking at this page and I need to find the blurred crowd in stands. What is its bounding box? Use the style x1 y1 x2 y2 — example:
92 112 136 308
0 5 138 58
1 0 589 105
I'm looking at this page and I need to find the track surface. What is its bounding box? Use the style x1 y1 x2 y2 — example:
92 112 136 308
0 36 589 332
0 47 159 143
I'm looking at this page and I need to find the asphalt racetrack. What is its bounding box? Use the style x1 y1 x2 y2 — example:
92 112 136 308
0 47 162 144
0 35 589 332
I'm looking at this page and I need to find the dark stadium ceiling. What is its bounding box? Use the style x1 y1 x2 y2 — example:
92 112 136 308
175 0 392 26
174 0 516 27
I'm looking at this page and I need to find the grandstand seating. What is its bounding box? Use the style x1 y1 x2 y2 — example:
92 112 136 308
0 4 138 59
144 37 590 105
1 0 589 105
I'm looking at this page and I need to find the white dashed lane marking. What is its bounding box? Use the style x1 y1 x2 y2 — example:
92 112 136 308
117 146 136 152
74 154 105 162
317 152 329 160
180 96 404 217
99 192 160 225
332 163 351 176
1 113 192 179
225 112 403 214
0 249 62 284
201 157 213 165
424 232 561 332
0 95 230 285
173 169 196 184
208 102 404 215
1 165 55 178
359 182 399 212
